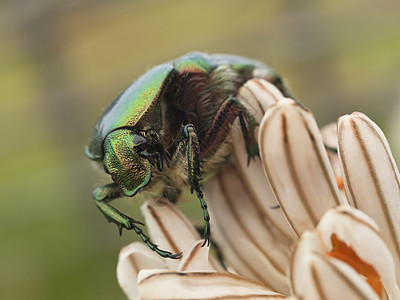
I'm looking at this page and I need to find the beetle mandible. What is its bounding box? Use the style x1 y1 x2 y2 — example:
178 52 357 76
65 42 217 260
86 52 291 259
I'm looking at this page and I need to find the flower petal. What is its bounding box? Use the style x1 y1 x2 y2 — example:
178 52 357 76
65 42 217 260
232 79 297 242
177 240 212 272
317 206 400 299
259 99 343 235
206 163 290 294
290 231 380 300
117 242 167 300
138 270 284 299
320 123 348 201
337 112 400 281
141 199 223 271
237 79 285 117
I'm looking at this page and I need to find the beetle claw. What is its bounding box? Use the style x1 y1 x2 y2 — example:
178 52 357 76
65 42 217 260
128 219 182 259
170 252 183 259
130 218 145 226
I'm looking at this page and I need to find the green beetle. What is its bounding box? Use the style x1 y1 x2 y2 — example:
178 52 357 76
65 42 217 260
86 52 290 258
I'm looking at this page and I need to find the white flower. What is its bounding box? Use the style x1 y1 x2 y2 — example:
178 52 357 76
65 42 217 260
291 206 399 300
116 79 400 300
117 200 283 300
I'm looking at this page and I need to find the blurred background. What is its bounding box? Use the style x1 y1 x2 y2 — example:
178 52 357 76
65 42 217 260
1 0 399 299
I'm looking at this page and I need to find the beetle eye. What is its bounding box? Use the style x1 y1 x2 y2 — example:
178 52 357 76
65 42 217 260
133 134 147 152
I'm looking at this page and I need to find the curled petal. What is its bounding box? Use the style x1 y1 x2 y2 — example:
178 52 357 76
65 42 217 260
317 206 400 299
178 240 212 272
138 270 284 300
337 112 400 281
291 231 380 300
117 242 167 300
141 199 223 271
232 79 297 243
259 99 342 235
237 79 285 119
206 164 290 294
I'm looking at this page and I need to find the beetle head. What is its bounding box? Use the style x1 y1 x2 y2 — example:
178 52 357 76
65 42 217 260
103 129 151 197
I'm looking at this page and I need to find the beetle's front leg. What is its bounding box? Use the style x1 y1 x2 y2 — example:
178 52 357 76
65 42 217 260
93 183 182 259
93 183 142 232
201 96 259 164
167 125 210 247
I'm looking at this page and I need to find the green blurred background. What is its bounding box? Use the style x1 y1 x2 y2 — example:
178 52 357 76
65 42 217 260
1 1 399 299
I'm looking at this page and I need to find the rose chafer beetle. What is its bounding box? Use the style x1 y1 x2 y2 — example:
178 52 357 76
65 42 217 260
86 52 291 259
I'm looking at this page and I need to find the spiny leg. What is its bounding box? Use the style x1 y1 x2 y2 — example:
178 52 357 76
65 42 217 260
185 125 210 247
93 183 182 259
167 125 210 247
201 96 259 164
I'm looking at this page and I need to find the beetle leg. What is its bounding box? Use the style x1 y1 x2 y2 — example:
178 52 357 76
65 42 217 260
186 125 211 247
201 96 259 165
167 125 210 247
185 126 211 247
93 183 182 259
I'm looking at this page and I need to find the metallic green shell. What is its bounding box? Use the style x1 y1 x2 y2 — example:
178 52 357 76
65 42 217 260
86 52 275 160
86 64 175 159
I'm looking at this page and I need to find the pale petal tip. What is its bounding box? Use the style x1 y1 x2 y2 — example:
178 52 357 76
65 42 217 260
178 240 211 272
337 111 369 125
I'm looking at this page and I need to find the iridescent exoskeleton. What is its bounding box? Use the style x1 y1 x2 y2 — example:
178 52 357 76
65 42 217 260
86 52 290 258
